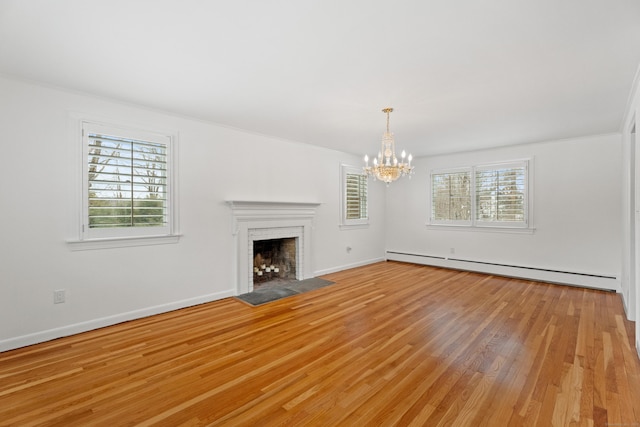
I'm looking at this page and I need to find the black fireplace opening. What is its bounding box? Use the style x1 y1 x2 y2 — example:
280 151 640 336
252 238 297 288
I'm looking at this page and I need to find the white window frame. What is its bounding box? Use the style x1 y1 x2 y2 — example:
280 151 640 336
68 118 180 250
340 164 369 229
428 159 533 232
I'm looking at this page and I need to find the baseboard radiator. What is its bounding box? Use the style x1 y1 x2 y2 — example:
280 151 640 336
386 251 619 292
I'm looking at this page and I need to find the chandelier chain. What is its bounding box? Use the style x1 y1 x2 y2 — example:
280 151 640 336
382 107 393 133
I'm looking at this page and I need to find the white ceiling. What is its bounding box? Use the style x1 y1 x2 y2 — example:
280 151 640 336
1 0 639 157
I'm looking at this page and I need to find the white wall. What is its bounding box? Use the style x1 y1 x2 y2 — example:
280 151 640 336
622 108 638 322
0 76 386 351
385 135 623 291
622 65 640 358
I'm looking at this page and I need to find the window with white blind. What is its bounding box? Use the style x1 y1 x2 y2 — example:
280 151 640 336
429 160 530 229
475 163 527 226
431 169 472 225
340 164 368 227
79 121 177 243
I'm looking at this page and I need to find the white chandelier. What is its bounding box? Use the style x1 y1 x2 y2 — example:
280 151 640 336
363 107 414 184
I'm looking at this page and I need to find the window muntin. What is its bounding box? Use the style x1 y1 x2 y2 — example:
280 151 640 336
82 122 173 240
430 161 529 229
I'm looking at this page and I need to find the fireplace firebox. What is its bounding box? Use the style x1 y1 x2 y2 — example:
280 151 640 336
252 238 297 286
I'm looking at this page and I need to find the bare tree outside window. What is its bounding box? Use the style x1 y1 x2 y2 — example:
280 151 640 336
431 171 471 221
476 167 525 223
88 134 167 228
430 161 529 228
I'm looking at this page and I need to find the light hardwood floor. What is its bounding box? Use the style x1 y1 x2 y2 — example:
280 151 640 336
1 261 639 426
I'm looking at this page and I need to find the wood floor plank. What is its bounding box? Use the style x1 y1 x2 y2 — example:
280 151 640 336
1 261 639 426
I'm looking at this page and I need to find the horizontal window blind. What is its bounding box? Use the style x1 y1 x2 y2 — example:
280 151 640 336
88 132 167 229
475 166 526 223
431 171 471 221
345 173 367 220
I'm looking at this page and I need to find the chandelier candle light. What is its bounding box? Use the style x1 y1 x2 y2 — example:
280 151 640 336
363 107 414 184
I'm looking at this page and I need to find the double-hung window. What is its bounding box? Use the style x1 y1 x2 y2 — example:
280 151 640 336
430 160 530 229
78 121 177 245
340 164 368 227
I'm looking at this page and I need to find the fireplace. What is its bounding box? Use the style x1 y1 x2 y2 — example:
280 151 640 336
252 237 297 287
227 201 320 293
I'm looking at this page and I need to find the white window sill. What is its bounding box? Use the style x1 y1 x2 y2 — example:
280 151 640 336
67 234 181 251
426 224 536 234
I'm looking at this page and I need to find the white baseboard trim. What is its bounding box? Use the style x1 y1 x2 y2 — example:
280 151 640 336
386 251 620 292
0 289 235 353
314 257 386 277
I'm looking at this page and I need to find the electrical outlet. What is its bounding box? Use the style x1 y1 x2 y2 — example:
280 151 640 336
53 289 66 304
450 248 455 254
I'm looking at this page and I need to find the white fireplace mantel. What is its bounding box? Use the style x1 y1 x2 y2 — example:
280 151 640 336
226 201 321 233
226 201 321 294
